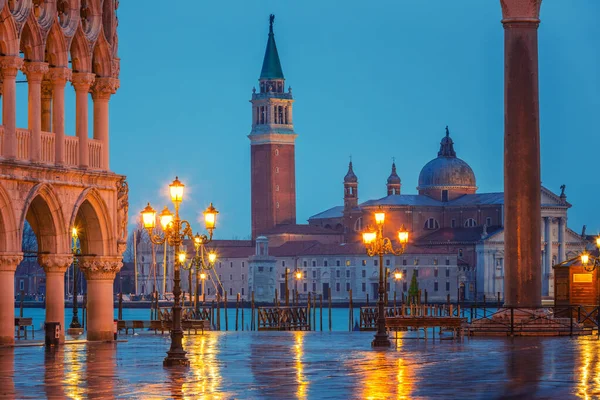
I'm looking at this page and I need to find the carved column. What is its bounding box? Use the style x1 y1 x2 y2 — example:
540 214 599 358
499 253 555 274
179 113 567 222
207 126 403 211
91 77 119 171
0 56 24 159
72 73 95 169
47 67 72 165
80 256 123 341
543 217 551 296
501 0 543 307
22 62 49 163
39 254 73 343
41 81 53 133
558 217 566 262
0 253 23 345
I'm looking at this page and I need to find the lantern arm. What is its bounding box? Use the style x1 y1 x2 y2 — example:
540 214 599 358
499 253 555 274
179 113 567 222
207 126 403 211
148 230 167 246
365 242 378 257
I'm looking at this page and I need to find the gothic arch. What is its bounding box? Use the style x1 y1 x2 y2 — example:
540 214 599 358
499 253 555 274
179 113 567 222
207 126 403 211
70 187 114 256
45 21 69 67
0 7 20 55
70 26 92 72
20 14 44 61
0 182 19 252
20 183 69 254
92 29 111 76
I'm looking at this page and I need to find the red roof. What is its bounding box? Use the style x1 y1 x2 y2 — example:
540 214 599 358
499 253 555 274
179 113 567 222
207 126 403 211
260 224 341 236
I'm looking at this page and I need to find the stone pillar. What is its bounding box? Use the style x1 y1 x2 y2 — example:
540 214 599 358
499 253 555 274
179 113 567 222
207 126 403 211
39 254 72 343
80 256 123 341
72 73 95 169
91 77 119 171
47 67 72 166
22 62 49 163
41 81 53 132
543 216 551 296
0 253 23 345
501 0 543 307
0 56 24 159
558 217 566 262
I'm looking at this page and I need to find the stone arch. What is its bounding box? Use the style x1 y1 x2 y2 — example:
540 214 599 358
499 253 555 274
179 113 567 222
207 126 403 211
92 29 111 76
70 26 92 72
45 21 69 67
20 183 69 254
0 182 19 252
0 7 20 55
20 14 44 61
70 188 113 256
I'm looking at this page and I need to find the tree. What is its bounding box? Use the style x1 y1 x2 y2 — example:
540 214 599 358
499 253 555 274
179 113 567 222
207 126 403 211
408 270 419 304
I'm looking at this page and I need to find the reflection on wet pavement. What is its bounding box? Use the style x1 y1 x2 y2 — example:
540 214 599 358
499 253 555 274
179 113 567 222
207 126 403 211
2 332 600 399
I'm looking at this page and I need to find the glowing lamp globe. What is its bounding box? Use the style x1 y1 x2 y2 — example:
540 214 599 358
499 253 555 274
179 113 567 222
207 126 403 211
159 207 174 230
204 203 218 230
141 203 156 229
200 272 207 280
178 251 187 264
362 231 377 245
596 236 600 249
169 177 184 203
394 271 402 281
208 252 217 264
581 252 590 266
71 227 78 238
398 225 409 246
375 211 385 225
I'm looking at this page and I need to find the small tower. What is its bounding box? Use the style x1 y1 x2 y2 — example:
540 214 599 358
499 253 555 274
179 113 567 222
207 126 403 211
249 15 297 239
344 161 358 210
248 236 277 302
387 161 401 195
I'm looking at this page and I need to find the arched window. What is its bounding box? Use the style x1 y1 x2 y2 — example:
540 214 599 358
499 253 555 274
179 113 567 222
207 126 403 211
354 217 363 232
464 218 477 228
424 218 440 230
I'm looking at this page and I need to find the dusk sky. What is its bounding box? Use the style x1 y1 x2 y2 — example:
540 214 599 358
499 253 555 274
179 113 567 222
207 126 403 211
23 0 596 239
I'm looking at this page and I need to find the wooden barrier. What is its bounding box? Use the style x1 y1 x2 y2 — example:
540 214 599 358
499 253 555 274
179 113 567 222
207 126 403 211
257 306 310 331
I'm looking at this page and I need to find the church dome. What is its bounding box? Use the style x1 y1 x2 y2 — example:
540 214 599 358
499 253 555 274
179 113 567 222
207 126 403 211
417 127 476 192
344 161 358 183
387 162 401 184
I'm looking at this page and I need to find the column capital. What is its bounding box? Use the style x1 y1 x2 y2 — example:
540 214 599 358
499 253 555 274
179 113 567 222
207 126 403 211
500 0 542 24
41 80 54 99
47 66 72 85
39 253 73 273
0 56 24 78
91 77 120 100
0 252 23 272
79 255 123 280
71 72 95 92
21 61 49 82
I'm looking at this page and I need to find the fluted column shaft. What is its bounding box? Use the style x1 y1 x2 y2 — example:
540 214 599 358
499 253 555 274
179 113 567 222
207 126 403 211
41 81 53 132
558 217 566 262
91 77 119 171
501 0 543 307
543 216 551 296
0 56 24 159
48 67 72 166
22 62 49 163
0 253 23 345
72 73 95 169
39 254 72 343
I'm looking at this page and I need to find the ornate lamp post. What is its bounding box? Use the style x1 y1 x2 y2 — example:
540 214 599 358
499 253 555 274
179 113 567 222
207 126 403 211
140 177 218 367
580 236 600 272
362 208 409 347
294 269 302 305
182 233 217 315
69 227 82 331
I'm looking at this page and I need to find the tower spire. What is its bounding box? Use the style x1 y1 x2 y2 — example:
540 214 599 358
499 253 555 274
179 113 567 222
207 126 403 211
260 14 284 80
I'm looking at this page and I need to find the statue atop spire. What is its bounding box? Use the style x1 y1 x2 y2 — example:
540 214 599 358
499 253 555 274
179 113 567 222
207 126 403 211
269 14 275 33
438 126 456 158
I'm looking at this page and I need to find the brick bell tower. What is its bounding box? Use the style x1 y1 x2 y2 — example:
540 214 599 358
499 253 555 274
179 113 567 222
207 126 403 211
249 14 297 239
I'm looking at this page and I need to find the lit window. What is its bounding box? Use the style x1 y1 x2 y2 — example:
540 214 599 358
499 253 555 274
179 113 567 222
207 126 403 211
346 260 351 266
362 260 367 266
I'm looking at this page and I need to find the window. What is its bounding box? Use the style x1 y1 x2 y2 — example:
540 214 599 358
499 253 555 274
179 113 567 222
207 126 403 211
258 266 264 272
282 260 285 267
486 217 492 226
415 269 419 277
362 282 366 292
19 280 24 291
362 260 367 266
336 270 340 278
312 270 316 278
208 288 211 295
387 283 390 291
446 258 450 266
434 281 439 291
346 282 350 291
424 218 440 230
242 274 245 281
303 261 307 267
229 288 233 296
446 281 450 291
446 268 450 277
303 283 307 292
242 288 245 296
362 270 366 278
276 185 280 192
434 268 438 278
242 262 245 268
336 282 340 292
219 274 222 280
346 270 350 278
451 219 456 228
303 270 307 278
402 259 407 266
276 202 280 209
219 262 222 269
312 283 316 292
458 248 463 257
324 260 328 267
433 258 438 265
275 167 280 173
464 218 477 228
403 282 407 292
414 258 419 266
312 261 316 267
374 259 378 266
229 274 233 281
336 260 341 267
442 190 449 202
275 149 279 156
346 260 351 266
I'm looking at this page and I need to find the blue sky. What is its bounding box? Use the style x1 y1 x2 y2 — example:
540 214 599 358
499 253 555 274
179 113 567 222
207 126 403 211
71 1 599 239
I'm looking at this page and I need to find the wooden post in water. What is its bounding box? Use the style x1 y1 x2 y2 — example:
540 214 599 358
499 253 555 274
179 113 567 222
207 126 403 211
366 293 369 307
224 292 228 331
118 292 123 320
83 294 87 329
312 292 316 329
497 291 501 308
393 291 397 312
320 294 323 331
348 289 353 332
328 287 332 331
483 295 487 318
236 293 240 331
241 297 245 331
274 289 278 307
217 297 221 331
251 291 255 331
19 290 24 317
424 290 428 305
307 292 312 331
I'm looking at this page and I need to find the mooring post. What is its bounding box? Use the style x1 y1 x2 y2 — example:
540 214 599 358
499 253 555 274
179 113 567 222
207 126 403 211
217 296 221 331
394 291 397 314
307 292 311 331
424 290 428 305
236 293 240 331
320 294 323 331
83 294 87 329
511 307 515 336
118 292 123 321
366 293 369 308
224 292 228 331
313 292 316 329
349 289 353 332
328 287 332 331
274 289 278 307
251 291 255 331
497 291 501 308
241 297 245 331
483 295 487 319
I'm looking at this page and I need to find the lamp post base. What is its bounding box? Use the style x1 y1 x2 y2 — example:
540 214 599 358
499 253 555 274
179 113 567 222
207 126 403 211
163 349 190 367
371 332 391 348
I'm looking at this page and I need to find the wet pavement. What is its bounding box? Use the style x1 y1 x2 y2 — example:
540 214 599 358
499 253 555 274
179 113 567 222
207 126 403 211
2 331 600 399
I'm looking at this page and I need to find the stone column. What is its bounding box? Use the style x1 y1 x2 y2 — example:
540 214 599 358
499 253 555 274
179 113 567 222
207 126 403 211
22 62 49 163
0 253 23 345
41 81 53 132
558 217 566 262
543 217 551 296
39 254 72 343
91 77 119 171
71 73 95 169
47 67 72 166
0 56 24 159
501 0 543 307
80 256 123 341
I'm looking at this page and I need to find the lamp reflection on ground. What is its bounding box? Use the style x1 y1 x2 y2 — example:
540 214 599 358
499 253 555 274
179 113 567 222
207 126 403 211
576 339 600 399
184 334 222 397
356 349 414 400
64 343 86 400
294 331 308 399
44 347 66 399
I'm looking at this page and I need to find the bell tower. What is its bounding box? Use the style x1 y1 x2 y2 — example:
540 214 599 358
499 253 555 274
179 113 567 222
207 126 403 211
249 15 297 239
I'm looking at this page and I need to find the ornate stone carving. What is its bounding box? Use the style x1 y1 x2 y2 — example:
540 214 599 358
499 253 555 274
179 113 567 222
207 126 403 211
91 77 120 99
41 80 54 98
22 62 49 82
117 241 127 256
0 56 24 78
0 253 24 272
47 67 73 84
71 72 95 92
111 58 120 79
500 0 542 21
79 256 123 280
116 177 128 242
39 254 73 273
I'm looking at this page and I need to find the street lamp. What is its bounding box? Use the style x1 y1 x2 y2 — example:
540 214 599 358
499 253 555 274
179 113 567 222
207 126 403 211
362 208 409 347
294 269 302 305
180 233 217 315
69 227 82 332
141 176 219 367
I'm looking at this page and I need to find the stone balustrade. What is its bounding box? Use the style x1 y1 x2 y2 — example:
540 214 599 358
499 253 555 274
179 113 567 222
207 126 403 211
0 126 103 170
